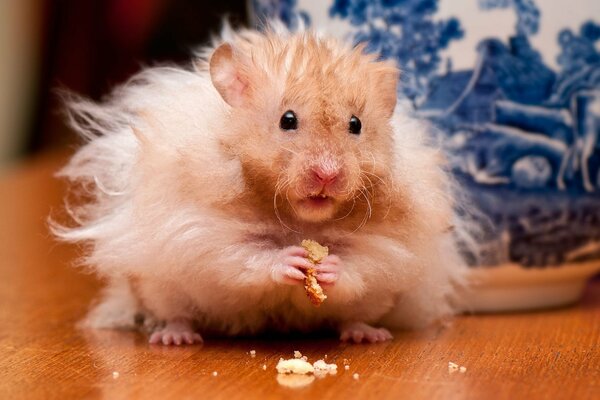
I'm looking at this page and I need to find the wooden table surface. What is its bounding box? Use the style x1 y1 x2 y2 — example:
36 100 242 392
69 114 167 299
1 152 599 400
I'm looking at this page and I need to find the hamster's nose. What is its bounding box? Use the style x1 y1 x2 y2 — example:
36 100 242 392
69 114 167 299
312 167 338 186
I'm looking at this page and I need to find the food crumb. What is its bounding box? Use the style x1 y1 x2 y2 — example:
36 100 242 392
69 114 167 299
262 364 267 371
344 365 350 371
294 350 302 359
276 358 314 375
212 371 218 377
301 356 308 362
313 360 338 377
353 373 360 380
342 358 350 365
112 371 119 379
301 240 328 306
250 350 256 358
448 362 467 374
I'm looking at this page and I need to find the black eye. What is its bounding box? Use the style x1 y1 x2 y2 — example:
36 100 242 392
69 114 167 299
349 115 361 135
279 110 298 131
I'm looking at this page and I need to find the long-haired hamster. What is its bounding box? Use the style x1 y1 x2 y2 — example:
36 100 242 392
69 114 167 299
52 22 468 345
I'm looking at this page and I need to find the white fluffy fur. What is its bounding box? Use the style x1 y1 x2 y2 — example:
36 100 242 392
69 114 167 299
52 23 469 336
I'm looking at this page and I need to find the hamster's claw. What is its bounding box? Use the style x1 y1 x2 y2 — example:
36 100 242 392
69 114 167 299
340 322 393 344
149 318 203 345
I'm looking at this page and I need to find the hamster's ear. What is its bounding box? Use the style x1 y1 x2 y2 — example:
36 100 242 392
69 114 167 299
209 43 251 108
374 62 399 117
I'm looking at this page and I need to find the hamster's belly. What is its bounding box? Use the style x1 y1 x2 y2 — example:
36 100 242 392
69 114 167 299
183 283 397 335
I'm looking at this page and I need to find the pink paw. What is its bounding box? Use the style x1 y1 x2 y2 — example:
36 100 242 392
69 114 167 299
312 254 342 287
271 246 312 285
340 322 393 344
271 247 343 287
149 319 202 346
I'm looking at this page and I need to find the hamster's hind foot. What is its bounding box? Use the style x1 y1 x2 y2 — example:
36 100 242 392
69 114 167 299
149 318 203 345
339 321 393 344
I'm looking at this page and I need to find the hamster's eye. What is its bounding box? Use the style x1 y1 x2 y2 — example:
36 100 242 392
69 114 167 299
279 110 298 131
349 115 361 135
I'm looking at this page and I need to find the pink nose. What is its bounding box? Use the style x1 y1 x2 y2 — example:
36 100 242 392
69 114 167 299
312 167 338 186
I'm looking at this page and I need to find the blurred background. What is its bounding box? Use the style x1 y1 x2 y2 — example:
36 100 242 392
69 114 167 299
0 0 248 169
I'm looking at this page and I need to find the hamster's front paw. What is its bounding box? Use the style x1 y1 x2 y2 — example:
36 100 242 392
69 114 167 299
271 246 313 285
149 318 203 345
311 254 342 287
340 321 393 344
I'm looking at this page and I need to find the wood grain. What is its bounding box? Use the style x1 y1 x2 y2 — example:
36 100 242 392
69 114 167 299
0 152 599 400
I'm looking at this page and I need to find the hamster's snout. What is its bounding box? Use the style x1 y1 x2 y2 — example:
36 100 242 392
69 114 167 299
311 166 339 188
305 156 346 197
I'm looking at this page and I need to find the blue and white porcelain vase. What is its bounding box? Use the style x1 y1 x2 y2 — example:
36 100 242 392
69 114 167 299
250 0 600 312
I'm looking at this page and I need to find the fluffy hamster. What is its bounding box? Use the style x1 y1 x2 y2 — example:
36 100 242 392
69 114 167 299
52 22 468 345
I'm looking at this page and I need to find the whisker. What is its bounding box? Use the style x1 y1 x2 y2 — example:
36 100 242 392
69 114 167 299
273 174 300 233
333 196 356 221
284 185 301 223
349 187 371 234
281 146 300 156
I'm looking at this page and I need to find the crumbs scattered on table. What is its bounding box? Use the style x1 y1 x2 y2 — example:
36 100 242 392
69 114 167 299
212 371 218 377
250 350 256 358
353 373 360 380
112 371 119 379
262 364 267 370
344 365 350 370
276 353 341 387
448 362 467 374
313 359 338 377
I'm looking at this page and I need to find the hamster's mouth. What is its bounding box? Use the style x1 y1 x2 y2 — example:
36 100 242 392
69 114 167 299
304 193 332 207
291 192 338 222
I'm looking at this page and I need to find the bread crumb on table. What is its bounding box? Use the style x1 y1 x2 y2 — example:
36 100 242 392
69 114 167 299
313 359 338 377
275 354 340 387
212 371 218 377
250 350 256 358
276 358 315 375
448 361 467 374
344 365 350 371
262 364 267 371
112 371 119 379
353 373 360 380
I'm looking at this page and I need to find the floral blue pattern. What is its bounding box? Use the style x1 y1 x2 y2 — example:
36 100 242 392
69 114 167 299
251 0 310 28
330 0 464 106
253 0 600 268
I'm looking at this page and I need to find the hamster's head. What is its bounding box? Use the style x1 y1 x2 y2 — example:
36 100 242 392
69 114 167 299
207 30 398 224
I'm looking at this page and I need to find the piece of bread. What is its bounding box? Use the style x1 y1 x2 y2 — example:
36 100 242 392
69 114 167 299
301 240 328 306
276 358 315 374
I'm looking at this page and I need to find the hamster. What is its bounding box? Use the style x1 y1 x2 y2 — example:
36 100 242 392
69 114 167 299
52 22 469 345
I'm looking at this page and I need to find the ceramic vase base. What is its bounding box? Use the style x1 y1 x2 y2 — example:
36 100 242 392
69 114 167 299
467 261 600 312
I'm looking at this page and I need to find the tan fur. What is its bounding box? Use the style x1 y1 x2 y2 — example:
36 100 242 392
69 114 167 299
53 23 468 336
